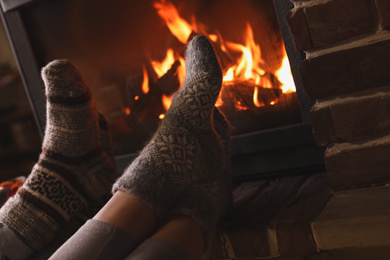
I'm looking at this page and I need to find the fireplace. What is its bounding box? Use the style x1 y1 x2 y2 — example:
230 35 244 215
0 0 325 180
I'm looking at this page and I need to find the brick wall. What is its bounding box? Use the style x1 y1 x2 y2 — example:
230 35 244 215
286 0 390 190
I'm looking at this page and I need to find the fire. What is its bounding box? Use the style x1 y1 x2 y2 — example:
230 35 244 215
253 86 264 107
142 65 149 94
153 0 192 44
151 48 176 78
141 0 297 119
223 23 265 85
161 94 172 111
276 49 296 93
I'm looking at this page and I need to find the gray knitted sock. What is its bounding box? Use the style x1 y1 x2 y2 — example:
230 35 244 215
0 60 117 253
113 35 224 220
168 107 232 249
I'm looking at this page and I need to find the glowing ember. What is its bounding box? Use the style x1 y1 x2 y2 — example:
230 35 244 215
162 94 172 111
142 65 149 94
253 86 264 107
124 107 131 115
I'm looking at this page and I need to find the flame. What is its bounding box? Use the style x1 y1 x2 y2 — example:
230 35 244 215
153 0 192 44
162 94 172 111
142 65 149 94
223 23 265 84
123 107 131 115
148 0 296 117
276 50 296 93
151 48 176 78
177 56 186 87
253 86 264 107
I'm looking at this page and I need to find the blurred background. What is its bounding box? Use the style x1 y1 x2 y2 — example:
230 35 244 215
0 17 41 182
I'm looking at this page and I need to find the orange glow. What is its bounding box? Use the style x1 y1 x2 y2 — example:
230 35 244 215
147 0 297 118
153 0 192 44
253 86 265 107
151 48 176 78
162 94 172 111
222 23 265 84
159 114 165 119
142 65 149 94
177 56 186 87
276 49 296 93
123 107 131 115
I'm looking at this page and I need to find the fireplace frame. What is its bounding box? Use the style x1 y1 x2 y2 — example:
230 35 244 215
0 0 325 181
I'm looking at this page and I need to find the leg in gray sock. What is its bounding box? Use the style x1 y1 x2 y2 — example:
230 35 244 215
49 219 138 260
112 35 225 221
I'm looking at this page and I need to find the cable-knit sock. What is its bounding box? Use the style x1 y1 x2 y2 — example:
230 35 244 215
0 60 117 255
168 107 232 249
112 35 224 220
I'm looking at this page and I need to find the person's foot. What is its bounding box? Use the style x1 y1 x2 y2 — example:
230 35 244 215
113 35 225 220
0 60 117 254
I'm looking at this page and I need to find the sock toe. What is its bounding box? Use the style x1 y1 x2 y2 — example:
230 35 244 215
165 36 223 129
185 35 222 80
42 60 91 100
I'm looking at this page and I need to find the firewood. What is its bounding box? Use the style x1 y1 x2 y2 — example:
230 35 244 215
154 60 181 95
221 79 282 110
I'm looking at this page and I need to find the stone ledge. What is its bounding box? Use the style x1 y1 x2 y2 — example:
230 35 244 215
311 185 390 250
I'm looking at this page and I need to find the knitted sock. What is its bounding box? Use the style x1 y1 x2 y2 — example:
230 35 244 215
168 107 232 249
0 60 117 254
112 35 224 220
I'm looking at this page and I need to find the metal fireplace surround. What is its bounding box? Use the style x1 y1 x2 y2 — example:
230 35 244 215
0 0 325 182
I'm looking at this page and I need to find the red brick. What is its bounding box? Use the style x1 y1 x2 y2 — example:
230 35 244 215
325 136 390 190
309 103 336 146
376 0 390 29
310 87 390 145
221 176 307 258
300 39 390 99
286 7 312 51
330 91 390 142
305 0 377 48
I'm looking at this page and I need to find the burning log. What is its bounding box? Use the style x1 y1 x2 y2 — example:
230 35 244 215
123 60 183 126
154 60 181 95
221 78 282 110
